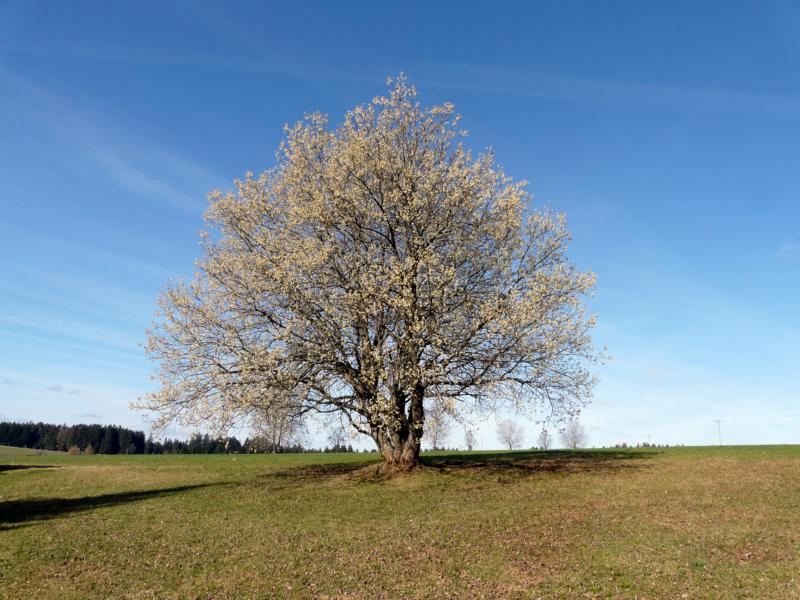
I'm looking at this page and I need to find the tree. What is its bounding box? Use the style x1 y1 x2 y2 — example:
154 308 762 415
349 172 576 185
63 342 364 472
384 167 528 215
247 403 306 453
118 428 133 454
100 427 120 454
496 418 525 451
326 417 351 452
560 419 588 449
137 76 598 472
56 425 73 452
224 436 243 453
463 428 476 452
537 428 552 450
423 401 451 450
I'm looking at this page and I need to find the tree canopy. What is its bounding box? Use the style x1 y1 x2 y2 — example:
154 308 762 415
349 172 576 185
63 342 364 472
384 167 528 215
137 76 598 470
561 419 589 449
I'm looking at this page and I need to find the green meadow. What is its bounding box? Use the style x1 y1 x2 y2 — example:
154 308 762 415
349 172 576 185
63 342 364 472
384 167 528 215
1 444 799 598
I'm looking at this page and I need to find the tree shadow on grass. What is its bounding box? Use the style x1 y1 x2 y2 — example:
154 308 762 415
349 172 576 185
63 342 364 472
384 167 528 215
273 461 377 479
265 460 383 488
0 483 224 531
0 464 57 474
422 449 660 479
262 450 659 487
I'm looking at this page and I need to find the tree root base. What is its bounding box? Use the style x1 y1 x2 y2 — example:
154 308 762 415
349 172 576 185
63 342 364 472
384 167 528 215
376 461 421 475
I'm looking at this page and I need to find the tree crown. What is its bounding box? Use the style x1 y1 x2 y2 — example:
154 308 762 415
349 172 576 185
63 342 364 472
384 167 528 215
136 76 598 464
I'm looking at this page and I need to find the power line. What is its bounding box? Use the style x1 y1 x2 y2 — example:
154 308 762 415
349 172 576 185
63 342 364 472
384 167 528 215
713 419 723 446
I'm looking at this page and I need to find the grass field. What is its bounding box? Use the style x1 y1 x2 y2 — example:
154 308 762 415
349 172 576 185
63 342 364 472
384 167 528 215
2 444 799 598
0 445 65 457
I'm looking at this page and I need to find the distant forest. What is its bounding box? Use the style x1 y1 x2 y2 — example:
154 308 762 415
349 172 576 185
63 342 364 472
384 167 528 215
0 421 357 454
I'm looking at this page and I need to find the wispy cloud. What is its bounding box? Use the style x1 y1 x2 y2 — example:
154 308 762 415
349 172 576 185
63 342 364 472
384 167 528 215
408 62 800 116
76 412 102 420
777 242 798 260
0 224 174 281
10 30 800 118
0 372 150 430
79 135 207 212
45 383 82 396
0 66 225 213
586 364 800 446
0 313 141 354
0 266 152 326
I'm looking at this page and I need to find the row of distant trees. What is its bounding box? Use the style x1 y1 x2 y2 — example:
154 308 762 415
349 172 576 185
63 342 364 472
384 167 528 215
425 415 591 452
2 418 598 454
0 421 147 454
0 421 359 455
498 419 589 450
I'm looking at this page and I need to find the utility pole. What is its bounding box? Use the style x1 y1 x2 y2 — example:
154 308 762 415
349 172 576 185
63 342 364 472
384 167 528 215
644 433 652 446
714 419 723 446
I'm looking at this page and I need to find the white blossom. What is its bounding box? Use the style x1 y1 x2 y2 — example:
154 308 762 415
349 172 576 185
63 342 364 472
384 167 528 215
135 75 599 470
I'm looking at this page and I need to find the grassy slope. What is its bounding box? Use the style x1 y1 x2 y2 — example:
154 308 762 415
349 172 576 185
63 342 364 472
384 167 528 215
1 446 799 598
0 444 65 457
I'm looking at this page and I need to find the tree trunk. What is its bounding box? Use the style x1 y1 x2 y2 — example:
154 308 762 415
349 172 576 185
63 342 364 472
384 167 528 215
373 382 425 473
376 433 421 473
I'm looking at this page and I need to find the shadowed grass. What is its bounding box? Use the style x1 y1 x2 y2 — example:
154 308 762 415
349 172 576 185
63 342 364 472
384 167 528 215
423 448 659 476
0 483 225 528
0 464 57 474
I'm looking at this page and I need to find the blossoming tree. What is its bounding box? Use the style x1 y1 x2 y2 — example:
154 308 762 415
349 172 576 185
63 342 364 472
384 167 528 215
137 76 598 471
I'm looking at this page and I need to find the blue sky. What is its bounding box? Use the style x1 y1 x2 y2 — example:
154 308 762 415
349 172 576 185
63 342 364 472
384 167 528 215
1 1 799 448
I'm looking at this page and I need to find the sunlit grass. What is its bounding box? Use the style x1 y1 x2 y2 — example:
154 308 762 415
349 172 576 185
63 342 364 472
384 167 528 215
2 446 799 598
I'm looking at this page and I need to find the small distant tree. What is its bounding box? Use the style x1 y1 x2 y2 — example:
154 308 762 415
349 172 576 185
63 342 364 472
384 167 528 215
496 418 524 451
537 428 552 450
560 419 588 449
67 445 81 456
326 418 352 452
248 402 306 453
423 402 451 450
463 428 476 452
83 444 96 455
